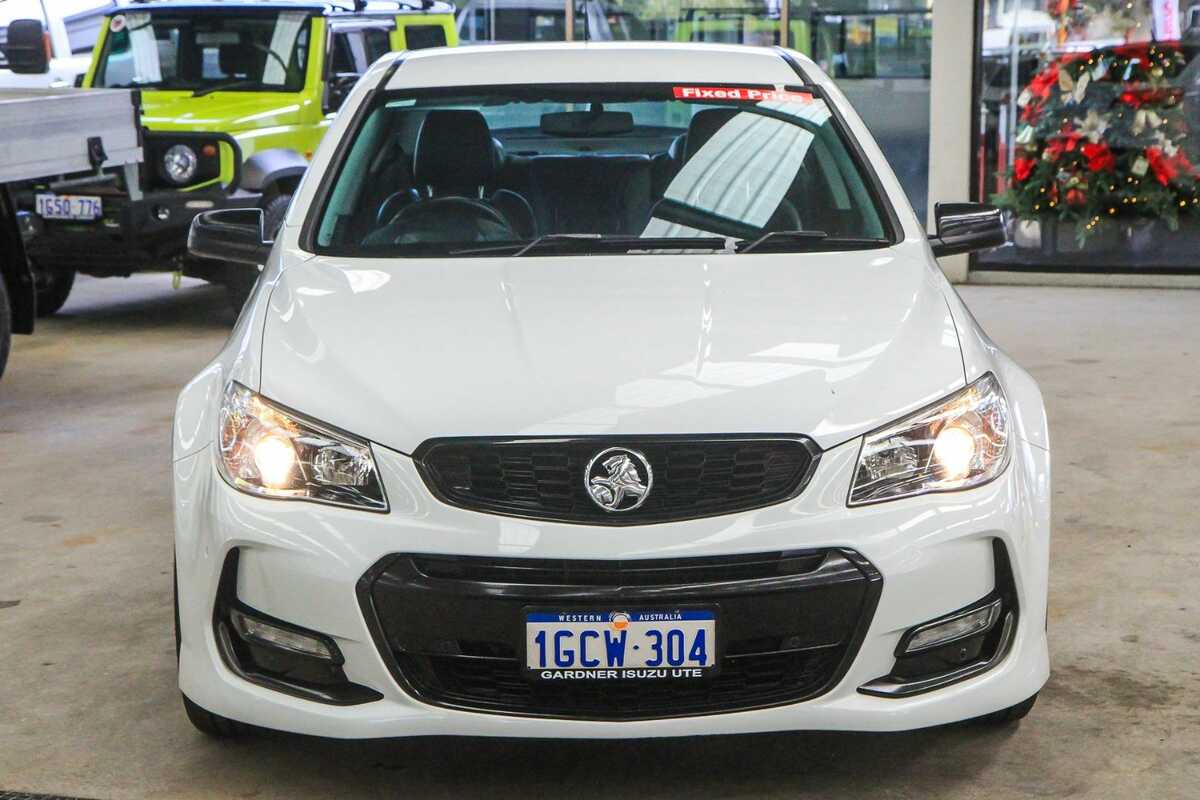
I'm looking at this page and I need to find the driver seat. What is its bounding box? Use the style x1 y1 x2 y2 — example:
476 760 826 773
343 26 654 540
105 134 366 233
409 110 536 238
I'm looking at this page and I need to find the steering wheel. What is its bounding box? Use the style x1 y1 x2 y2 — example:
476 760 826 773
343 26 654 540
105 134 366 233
373 197 515 246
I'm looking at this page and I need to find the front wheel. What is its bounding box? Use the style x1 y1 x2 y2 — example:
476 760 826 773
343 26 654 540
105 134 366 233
975 693 1038 726
32 262 76 317
0 274 11 380
181 694 252 739
225 193 291 314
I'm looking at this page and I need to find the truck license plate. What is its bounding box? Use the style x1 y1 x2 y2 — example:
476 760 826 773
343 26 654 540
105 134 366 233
35 193 102 221
525 609 716 680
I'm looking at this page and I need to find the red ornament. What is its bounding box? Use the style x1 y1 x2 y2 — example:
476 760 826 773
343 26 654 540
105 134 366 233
1066 188 1087 207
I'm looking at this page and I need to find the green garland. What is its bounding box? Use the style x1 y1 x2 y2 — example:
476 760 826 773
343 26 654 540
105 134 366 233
993 43 1200 243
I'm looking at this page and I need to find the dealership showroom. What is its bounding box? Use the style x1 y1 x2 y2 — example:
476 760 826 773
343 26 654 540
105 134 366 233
1 0 1198 798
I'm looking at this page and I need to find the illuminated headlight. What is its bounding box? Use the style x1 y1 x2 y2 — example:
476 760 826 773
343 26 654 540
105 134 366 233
217 382 387 511
849 373 1010 505
162 144 199 185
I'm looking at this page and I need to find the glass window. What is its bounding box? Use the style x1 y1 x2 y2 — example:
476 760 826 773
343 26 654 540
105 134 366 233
94 10 311 92
363 28 392 63
404 24 448 49
312 84 891 256
975 0 1200 273
329 31 356 74
796 2 934 222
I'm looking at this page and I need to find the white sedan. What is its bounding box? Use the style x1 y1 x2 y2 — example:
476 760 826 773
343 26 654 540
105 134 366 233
173 41 1050 740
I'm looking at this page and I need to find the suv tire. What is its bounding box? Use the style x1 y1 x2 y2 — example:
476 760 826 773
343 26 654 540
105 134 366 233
32 261 76 317
225 193 291 314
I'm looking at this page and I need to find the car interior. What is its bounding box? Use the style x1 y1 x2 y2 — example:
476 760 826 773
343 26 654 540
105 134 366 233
318 90 890 253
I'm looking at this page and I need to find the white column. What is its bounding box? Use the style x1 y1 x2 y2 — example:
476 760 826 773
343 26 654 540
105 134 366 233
926 0 978 282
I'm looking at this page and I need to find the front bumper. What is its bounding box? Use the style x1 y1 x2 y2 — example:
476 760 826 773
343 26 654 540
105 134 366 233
173 435 1051 738
17 186 260 277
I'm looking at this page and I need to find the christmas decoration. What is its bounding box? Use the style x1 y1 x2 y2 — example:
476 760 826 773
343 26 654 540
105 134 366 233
995 42 1200 244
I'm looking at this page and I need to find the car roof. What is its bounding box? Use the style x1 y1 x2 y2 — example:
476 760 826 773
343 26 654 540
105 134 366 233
385 42 815 90
111 1 454 17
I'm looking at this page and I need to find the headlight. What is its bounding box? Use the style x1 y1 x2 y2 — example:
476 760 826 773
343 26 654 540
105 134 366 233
217 382 387 511
163 144 198 185
848 373 1010 506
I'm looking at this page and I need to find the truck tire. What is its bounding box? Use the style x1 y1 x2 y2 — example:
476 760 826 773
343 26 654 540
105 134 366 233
225 193 291 314
0 274 11 381
33 261 76 317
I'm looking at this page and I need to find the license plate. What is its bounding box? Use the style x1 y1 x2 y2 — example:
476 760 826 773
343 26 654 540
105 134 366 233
35 193 103 221
525 609 717 680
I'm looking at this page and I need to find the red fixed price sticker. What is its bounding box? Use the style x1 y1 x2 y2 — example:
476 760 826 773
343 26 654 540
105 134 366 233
672 86 814 103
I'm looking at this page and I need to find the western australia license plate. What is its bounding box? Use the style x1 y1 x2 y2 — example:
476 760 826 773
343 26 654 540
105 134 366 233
35 193 103 221
525 609 716 680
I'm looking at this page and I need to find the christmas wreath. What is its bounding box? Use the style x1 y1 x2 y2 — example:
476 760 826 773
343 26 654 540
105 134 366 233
994 43 1200 243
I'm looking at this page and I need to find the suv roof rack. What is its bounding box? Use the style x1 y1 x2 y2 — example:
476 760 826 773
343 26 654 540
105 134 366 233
329 0 445 11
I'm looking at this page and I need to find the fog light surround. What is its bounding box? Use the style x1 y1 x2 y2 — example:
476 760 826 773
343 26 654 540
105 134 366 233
229 606 334 661
900 598 1002 656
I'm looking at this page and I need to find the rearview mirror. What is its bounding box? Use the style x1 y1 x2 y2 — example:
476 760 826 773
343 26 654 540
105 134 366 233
3 19 50 75
188 209 272 266
929 203 1006 258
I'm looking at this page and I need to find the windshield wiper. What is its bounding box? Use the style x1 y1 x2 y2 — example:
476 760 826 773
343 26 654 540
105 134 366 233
450 234 728 257
735 230 889 254
193 79 259 97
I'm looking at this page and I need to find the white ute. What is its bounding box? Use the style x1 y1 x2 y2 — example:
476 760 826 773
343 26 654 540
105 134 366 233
173 42 1051 740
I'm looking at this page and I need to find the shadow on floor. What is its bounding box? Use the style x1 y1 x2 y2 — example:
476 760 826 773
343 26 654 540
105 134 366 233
192 718 1020 798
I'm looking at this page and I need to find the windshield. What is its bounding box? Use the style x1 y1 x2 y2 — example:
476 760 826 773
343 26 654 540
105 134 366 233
312 84 893 257
93 10 311 92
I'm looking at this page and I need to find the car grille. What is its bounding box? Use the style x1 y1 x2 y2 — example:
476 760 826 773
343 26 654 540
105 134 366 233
412 435 821 525
358 550 881 721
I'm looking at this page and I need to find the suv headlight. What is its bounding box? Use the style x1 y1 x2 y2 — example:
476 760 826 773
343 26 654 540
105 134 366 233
849 373 1010 506
217 382 388 511
163 144 198 185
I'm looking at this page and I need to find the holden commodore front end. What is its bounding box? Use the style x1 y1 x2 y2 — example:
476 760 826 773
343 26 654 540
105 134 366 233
171 42 1051 739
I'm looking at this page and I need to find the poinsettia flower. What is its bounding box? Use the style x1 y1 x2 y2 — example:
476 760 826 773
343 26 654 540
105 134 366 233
1014 158 1037 183
1082 142 1116 173
1028 63 1060 101
1146 147 1178 185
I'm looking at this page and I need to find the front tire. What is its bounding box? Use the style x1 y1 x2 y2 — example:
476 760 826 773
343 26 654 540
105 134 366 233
225 193 291 314
181 694 251 739
175 564 251 738
32 261 76 317
975 693 1038 726
0 274 11 381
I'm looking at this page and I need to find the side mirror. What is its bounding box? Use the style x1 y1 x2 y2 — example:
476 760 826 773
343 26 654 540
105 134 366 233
929 203 1006 258
188 209 272 266
3 19 50 75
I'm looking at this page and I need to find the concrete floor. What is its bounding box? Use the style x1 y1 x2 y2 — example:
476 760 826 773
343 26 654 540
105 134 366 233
1 275 1197 799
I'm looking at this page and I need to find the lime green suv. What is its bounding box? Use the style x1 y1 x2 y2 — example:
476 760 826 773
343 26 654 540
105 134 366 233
18 0 456 312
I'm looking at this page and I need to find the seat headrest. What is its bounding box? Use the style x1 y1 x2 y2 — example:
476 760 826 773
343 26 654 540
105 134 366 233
684 108 741 162
413 110 495 191
218 43 259 78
